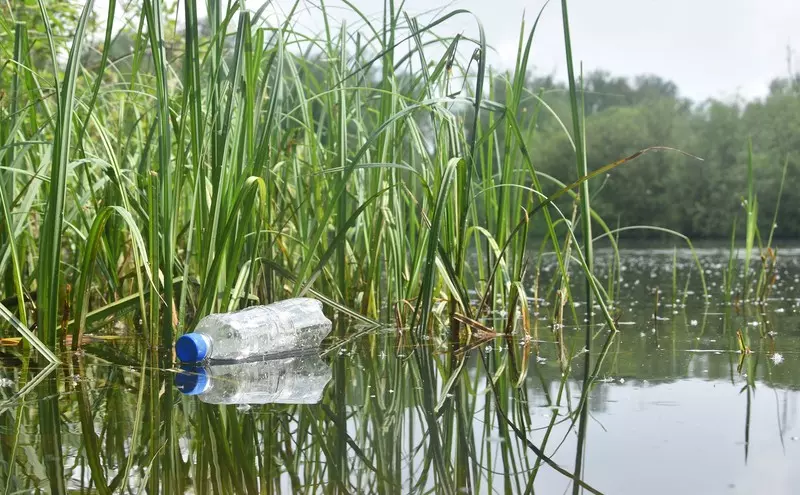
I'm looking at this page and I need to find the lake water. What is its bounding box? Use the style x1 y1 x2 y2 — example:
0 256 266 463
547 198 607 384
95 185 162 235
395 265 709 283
1 244 799 494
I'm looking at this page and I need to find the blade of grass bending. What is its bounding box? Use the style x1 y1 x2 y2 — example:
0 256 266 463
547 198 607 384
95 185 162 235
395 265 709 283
342 9 474 85
71 207 154 349
0 303 58 363
195 177 267 319
410 157 461 333
593 226 707 297
292 98 456 292
35 0 95 350
476 145 677 316
299 185 396 295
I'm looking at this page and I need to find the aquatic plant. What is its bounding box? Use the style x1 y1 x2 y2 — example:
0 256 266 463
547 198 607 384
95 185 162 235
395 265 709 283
0 0 716 492
0 0 647 357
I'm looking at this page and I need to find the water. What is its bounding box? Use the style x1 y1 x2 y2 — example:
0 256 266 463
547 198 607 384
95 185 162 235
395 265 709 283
1 245 799 493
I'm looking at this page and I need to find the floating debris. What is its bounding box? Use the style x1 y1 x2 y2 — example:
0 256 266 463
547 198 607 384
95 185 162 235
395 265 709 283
690 319 698 326
0 377 14 388
771 353 784 365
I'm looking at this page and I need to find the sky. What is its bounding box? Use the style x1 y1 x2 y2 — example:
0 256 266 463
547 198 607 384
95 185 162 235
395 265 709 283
255 0 800 102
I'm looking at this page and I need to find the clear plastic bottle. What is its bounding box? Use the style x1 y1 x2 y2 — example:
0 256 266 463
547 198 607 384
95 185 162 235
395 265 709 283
175 298 331 362
174 353 332 404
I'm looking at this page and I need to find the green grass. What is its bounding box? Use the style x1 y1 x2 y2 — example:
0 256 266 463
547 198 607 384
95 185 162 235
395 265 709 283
0 0 683 490
0 0 643 352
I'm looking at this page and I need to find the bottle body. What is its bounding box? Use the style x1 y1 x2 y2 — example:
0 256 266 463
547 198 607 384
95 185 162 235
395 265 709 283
177 298 331 362
175 353 332 405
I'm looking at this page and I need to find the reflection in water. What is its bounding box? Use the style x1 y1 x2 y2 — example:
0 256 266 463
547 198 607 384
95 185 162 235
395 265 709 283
174 352 332 404
1 247 799 493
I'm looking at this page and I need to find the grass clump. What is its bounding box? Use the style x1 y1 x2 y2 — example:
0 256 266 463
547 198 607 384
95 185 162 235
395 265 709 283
0 0 639 355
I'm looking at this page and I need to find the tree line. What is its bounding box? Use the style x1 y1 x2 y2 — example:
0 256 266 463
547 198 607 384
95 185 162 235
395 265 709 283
515 71 800 239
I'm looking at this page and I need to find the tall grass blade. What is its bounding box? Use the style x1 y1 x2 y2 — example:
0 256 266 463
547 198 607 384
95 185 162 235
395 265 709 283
35 0 95 350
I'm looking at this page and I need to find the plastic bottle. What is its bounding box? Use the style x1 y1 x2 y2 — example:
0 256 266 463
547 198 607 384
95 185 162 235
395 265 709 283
175 298 331 362
174 352 332 404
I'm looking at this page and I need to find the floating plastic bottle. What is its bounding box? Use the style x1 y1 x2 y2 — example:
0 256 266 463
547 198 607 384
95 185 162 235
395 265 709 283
174 352 332 404
175 298 331 362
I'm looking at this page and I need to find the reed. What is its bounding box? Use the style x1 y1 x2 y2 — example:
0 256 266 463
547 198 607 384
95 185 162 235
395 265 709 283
0 0 693 491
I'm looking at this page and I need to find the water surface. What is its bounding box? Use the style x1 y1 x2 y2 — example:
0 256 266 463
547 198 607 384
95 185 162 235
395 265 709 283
1 245 798 494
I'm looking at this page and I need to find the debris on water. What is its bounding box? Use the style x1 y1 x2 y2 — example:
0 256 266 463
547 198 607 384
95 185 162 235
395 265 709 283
767 331 777 337
618 378 625 384
791 436 799 441
485 345 493 352
0 377 14 388
237 404 252 413
536 355 547 364
690 319 698 326
771 353 784 365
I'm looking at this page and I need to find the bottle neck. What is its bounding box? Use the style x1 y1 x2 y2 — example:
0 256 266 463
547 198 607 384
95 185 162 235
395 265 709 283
197 332 213 360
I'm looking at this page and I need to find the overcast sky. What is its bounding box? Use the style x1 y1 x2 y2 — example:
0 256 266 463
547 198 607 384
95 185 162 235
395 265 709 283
255 0 800 102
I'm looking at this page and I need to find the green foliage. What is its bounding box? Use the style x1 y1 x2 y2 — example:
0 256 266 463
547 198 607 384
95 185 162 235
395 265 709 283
0 0 629 357
528 72 800 238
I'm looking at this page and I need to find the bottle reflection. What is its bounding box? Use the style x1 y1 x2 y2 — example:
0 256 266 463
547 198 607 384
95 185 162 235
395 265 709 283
174 352 332 405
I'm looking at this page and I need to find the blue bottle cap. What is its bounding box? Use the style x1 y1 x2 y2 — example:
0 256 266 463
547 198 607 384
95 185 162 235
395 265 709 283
174 368 209 395
175 333 210 362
